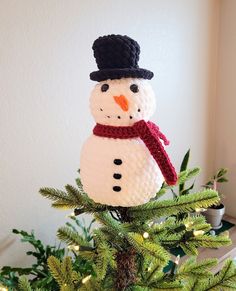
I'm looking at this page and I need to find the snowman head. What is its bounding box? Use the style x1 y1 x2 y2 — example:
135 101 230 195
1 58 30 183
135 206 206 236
90 77 156 126
89 35 155 126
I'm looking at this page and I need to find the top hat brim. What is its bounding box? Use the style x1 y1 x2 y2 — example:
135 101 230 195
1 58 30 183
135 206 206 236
90 68 154 82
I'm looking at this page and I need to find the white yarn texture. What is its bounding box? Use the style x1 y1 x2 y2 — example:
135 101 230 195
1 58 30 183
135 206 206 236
80 78 164 207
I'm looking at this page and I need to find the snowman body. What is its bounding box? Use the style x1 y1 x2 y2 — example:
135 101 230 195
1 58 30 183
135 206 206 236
80 134 163 207
80 78 165 207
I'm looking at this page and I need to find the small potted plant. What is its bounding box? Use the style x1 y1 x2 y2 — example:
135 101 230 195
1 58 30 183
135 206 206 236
202 168 228 229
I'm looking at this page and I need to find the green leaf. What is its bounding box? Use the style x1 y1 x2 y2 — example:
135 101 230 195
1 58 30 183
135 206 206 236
180 149 190 172
217 168 228 178
186 168 200 181
217 177 228 183
180 182 195 196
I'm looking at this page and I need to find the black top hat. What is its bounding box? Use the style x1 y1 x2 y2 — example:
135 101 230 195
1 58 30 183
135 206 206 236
90 34 154 82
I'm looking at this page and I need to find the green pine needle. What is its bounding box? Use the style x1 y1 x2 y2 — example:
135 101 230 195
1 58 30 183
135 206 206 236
127 233 170 266
57 226 90 247
18 276 32 291
127 189 219 220
47 256 67 287
178 257 217 279
190 234 231 248
193 259 236 290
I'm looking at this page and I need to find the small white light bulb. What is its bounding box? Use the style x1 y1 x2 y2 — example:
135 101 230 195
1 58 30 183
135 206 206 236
74 245 80 251
67 211 75 218
193 230 205 236
174 255 180 265
143 232 149 239
82 275 92 284
185 221 193 230
195 208 207 213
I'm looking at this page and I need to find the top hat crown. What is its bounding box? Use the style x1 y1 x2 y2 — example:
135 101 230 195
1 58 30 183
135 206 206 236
90 34 154 82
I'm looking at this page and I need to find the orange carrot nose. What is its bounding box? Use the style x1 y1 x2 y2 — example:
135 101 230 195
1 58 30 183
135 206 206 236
113 95 129 111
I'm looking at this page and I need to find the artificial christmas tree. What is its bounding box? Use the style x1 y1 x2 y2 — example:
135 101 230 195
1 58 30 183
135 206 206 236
38 170 236 291
10 35 236 291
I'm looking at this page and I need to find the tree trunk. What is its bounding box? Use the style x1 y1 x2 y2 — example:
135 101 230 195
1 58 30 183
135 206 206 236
115 208 137 290
115 247 137 290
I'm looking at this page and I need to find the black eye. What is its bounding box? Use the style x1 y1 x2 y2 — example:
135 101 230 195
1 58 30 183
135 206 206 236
130 84 139 93
101 84 109 92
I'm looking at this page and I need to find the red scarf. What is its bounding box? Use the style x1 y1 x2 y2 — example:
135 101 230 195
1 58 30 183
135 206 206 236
93 120 177 185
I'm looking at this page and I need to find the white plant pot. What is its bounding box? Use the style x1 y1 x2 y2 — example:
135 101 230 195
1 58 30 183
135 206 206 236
203 204 225 229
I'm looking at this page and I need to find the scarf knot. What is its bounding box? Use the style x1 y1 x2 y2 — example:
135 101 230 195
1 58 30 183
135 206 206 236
93 120 177 186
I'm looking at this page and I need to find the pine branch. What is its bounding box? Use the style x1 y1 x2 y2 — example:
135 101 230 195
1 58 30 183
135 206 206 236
193 259 236 290
145 265 163 283
57 226 91 248
146 280 184 290
177 257 217 279
61 257 73 284
126 233 170 266
95 241 116 280
127 190 219 220
47 256 67 287
40 185 111 214
179 242 198 256
94 212 126 237
39 187 79 209
18 276 32 291
65 184 90 206
189 234 231 248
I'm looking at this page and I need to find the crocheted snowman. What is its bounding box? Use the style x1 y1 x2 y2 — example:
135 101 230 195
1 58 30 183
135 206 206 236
80 35 177 207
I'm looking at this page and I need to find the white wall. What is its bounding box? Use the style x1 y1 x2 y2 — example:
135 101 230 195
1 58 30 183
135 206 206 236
215 0 236 217
0 0 219 266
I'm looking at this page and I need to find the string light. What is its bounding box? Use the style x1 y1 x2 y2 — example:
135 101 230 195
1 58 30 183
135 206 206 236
170 255 180 275
195 208 207 214
82 275 92 284
193 230 205 236
184 221 193 230
68 245 80 251
143 232 149 239
67 211 75 218
74 245 80 251
174 255 180 265
195 208 201 213
148 221 154 227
